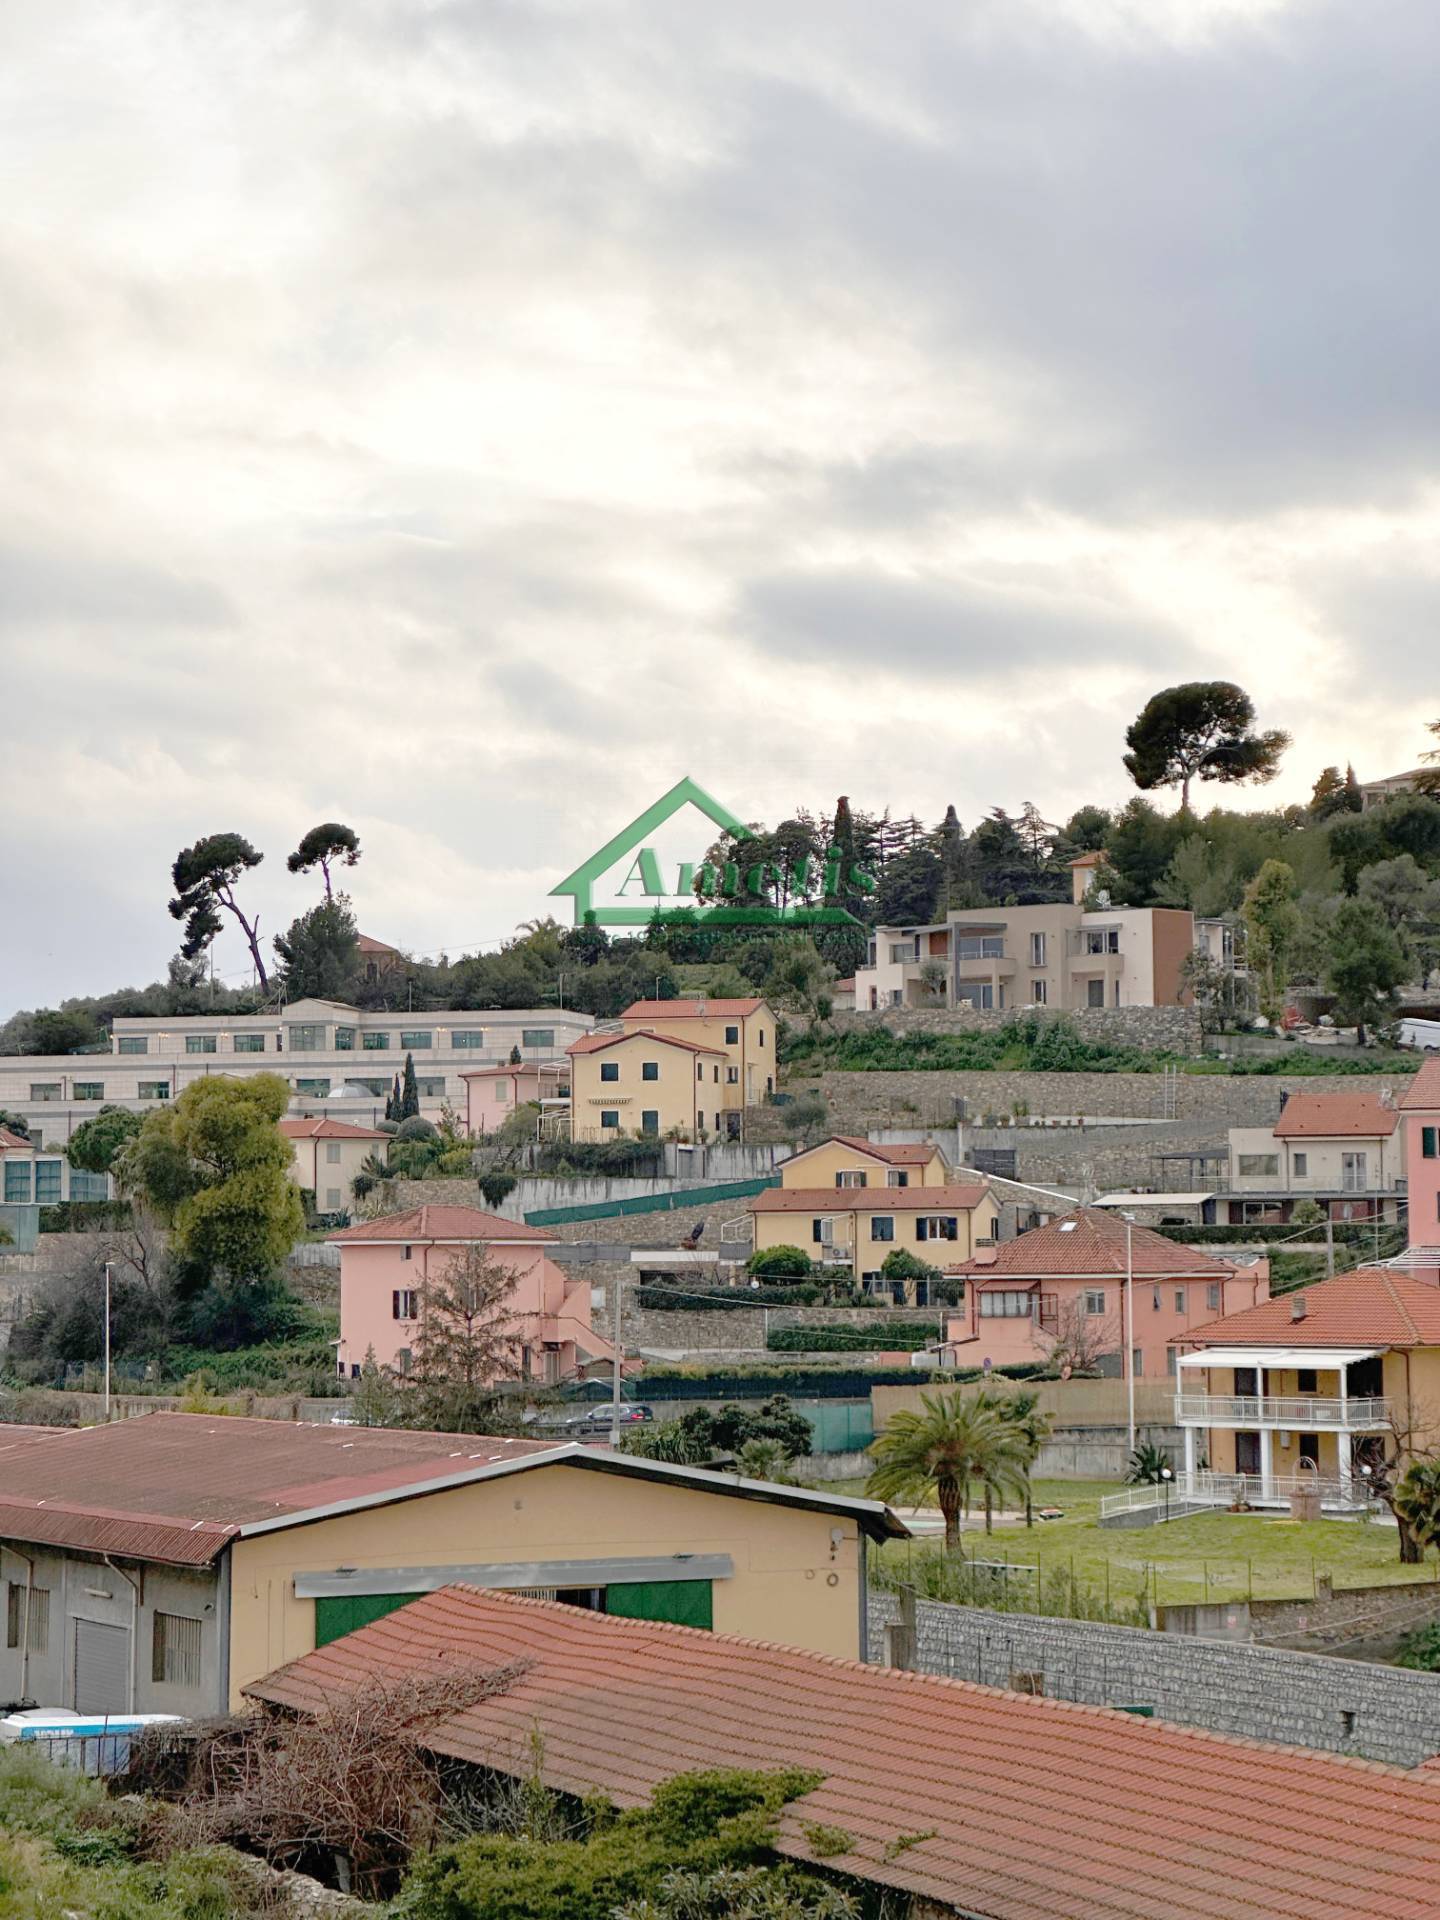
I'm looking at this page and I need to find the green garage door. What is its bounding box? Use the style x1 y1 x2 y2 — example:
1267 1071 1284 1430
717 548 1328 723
603 1580 712 1630
314 1592 418 1646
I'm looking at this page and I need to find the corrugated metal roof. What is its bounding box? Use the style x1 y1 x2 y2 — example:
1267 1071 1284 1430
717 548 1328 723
247 1587 1440 1920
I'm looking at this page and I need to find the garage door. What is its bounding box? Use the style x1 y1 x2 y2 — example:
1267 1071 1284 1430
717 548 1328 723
74 1619 130 1715
603 1581 712 1630
314 1593 419 1647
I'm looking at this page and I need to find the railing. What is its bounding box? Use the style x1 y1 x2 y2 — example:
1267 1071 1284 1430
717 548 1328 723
1174 1393 1391 1429
1100 1471 1373 1522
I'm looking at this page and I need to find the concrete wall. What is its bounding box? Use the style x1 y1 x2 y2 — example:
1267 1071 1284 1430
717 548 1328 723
1162 1575 1440 1658
868 1592 1440 1766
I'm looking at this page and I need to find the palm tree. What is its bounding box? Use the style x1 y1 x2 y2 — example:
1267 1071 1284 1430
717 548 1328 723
984 1387 1053 1529
1392 1460 1440 1561
866 1391 1028 1550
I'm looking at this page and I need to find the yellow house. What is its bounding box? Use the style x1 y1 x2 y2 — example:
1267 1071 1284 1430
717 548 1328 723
619 998 778 1116
750 1178 998 1303
0 1414 904 1716
778 1134 953 1191
566 1029 728 1143
1171 1266 1440 1510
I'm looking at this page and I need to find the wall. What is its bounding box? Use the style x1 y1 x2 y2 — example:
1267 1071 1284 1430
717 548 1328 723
873 1378 1179 1432
868 1592 1440 1766
827 1005 1204 1053
1162 1574 1440 1657
615 1289 946 1356
227 1459 863 1706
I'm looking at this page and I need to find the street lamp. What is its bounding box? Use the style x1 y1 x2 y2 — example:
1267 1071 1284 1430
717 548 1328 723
1160 1463 1173 1524
1121 1212 1137 1456
102 1261 112 1421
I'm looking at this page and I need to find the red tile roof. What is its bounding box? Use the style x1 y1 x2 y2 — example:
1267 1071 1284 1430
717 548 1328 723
750 1184 990 1215
1402 1058 1440 1112
0 1127 31 1152
831 1135 946 1165
621 999 766 1019
247 1587 1440 1920
278 1117 388 1140
949 1208 1235 1279
457 1062 569 1079
1180 1266 1440 1350
1273 1092 1399 1139
0 1414 559 1565
567 1029 725 1058
327 1204 555 1244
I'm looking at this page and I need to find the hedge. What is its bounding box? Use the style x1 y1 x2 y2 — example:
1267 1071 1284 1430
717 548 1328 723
1156 1223 1377 1245
635 1283 825 1310
767 1322 943 1353
635 1360 1049 1398
39 1201 133 1233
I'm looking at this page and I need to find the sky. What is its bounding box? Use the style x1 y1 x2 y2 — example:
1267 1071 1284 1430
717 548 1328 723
3 0 1439 1016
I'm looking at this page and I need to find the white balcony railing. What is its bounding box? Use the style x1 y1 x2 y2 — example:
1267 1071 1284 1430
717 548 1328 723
1100 1471 1373 1522
1174 1393 1390 1430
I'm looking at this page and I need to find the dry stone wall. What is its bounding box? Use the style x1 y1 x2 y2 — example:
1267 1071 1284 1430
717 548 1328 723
831 1005 1204 1054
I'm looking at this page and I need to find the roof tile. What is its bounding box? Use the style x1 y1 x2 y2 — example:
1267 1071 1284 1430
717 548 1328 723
1274 1093 1399 1139
951 1208 1236 1279
1401 1058 1440 1112
1179 1266 1440 1350
750 1184 990 1214
327 1204 555 1243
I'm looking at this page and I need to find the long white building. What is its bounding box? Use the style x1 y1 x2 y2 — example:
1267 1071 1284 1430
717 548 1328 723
0 998 594 1146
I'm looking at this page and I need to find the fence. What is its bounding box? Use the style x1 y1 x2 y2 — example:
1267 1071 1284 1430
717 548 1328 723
523 1176 779 1227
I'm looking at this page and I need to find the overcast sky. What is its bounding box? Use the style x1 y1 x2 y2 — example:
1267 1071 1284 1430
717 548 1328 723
3 0 1438 1016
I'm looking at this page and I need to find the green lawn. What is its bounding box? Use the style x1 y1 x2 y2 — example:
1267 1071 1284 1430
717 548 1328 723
845 1476 1439 1608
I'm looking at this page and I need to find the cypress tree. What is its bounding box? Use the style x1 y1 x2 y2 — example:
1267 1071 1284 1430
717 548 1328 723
401 1052 420 1120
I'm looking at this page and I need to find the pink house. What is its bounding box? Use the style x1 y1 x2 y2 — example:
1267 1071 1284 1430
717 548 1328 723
329 1203 618 1386
460 1062 570 1135
1400 1058 1440 1280
939 1208 1270 1383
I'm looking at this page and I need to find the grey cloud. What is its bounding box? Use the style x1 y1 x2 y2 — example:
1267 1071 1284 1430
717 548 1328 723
0 544 232 631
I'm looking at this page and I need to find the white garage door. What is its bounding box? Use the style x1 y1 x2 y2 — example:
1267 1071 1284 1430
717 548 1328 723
73 1619 130 1715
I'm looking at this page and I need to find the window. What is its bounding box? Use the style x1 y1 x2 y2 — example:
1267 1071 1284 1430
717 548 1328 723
452 1030 486 1049
1031 980 1047 1005
28 1084 61 1101
1083 927 1121 955
25 1124 43 1149
494 1080 510 1101
1029 931 1047 967
641 1110 660 1135
334 1026 356 1051
1152 1286 1161 1311
3 1163 31 1203
1167 1349 1178 1376
696 1063 704 1082
117 1036 148 1055
296 1078 331 1097
1424 1127 1438 1160
400 1030 433 1050
393 1288 419 1319
1132 1349 1143 1377
887 1170 909 1188
871 1216 895 1242
1086 979 1105 1008
956 935 1004 959
888 940 919 965
522 1029 555 1049
1175 1289 1185 1314
600 1061 620 1082
138 1081 170 1100
418 1076 446 1098
836 1171 867 1188
185 1034 218 1054
1207 1282 1221 1312
35 1161 61 1204
1084 1289 1106 1315
601 1110 620 1130
73 1083 104 1101
980 1291 1034 1317
642 1061 659 1081
727 1066 738 1083
288 1023 326 1051
725 1025 740 1044
233 1033 266 1053
758 1030 765 1047
1297 1368 1318 1393
152 1612 202 1690
325 1142 342 1164
1238 1154 1280 1176
957 983 998 1010
916 1216 958 1241
69 1170 107 1200
6 1583 49 1654
712 1065 719 1082
402 1245 413 1260
362 1032 391 1050
1293 1152 1308 1176
811 1218 834 1245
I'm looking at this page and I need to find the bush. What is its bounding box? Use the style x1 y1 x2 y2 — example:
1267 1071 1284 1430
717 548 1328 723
767 1322 942 1353
480 1171 518 1210
635 1282 825 1310
39 1200 133 1233
745 1244 814 1279
1156 1222 1375 1244
1396 1622 1440 1671
395 1115 439 1142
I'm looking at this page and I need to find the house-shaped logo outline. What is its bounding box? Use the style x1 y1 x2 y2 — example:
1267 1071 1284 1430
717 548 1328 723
550 776 752 926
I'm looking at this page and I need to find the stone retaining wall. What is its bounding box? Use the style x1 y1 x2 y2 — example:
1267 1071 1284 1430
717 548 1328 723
1163 1574 1440 1656
868 1592 1440 1766
831 1006 1204 1054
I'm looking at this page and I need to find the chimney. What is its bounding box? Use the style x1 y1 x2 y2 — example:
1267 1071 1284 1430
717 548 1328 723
1379 1085 1394 1110
1069 852 1099 906
1290 1293 1308 1322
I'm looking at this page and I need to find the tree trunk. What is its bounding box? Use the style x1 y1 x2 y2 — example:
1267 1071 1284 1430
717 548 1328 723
941 1492 961 1553
984 1484 994 1535
1396 1513 1422 1564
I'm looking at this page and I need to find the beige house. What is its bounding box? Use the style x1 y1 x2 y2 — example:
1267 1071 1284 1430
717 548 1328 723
750 1179 998 1301
856 865 1196 1013
618 998 777 1110
1224 1091 1405 1224
566 1030 728 1143
777 1135 953 1190
278 1117 387 1213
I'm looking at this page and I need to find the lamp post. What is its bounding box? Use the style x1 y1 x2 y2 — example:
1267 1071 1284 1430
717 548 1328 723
1122 1212 1136 1457
1161 1463 1173 1524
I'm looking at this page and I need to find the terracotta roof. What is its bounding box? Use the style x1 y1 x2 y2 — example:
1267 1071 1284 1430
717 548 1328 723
247 1587 1440 1920
1273 1092 1399 1139
327 1204 555 1244
750 1184 990 1214
0 1127 31 1152
949 1208 1235 1279
1179 1267 1440 1351
567 1029 725 1058
457 1062 569 1079
278 1117 388 1141
1401 1058 1440 1112
356 933 401 955
831 1136 945 1165
621 999 766 1019
0 1414 558 1565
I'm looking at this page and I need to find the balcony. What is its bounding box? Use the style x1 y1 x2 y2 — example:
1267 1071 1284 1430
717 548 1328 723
955 954 1017 979
1174 1393 1391 1430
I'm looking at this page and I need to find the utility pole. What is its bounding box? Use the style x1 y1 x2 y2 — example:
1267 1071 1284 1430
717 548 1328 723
1324 1216 1335 1279
1123 1214 1136 1457
102 1261 112 1421
609 1272 623 1448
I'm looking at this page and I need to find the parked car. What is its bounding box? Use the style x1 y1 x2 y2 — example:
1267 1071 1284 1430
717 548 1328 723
571 1403 654 1432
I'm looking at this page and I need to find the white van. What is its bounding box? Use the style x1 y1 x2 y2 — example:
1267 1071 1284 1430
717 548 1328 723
1399 1018 1440 1052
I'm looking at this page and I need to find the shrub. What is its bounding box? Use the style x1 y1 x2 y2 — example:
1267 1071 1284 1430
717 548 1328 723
767 1323 941 1353
745 1245 814 1279
480 1171 518 1210
636 1283 825 1310
1396 1622 1440 1671
395 1115 439 1142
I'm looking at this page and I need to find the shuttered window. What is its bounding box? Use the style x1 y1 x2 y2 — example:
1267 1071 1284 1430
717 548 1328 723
314 1593 417 1646
6 1583 48 1653
152 1612 202 1689
603 1580 712 1630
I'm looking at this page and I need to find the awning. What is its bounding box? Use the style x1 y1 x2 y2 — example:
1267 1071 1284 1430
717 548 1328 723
1176 1346 1381 1370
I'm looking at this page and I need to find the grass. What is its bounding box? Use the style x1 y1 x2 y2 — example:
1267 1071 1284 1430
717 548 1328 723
846 1475 1440 1609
